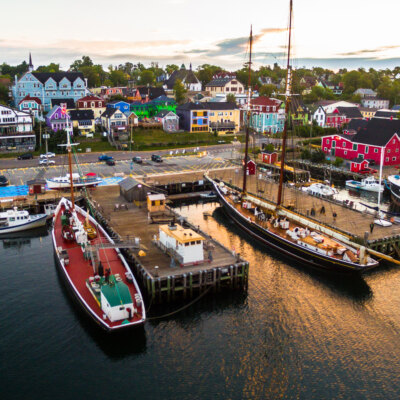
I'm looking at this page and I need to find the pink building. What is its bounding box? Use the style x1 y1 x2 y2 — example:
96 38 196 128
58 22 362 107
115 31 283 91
322 118 400 166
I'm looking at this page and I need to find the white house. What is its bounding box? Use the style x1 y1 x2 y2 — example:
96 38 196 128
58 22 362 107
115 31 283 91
361 98 390 109
155 110 179 132
159 224 205 265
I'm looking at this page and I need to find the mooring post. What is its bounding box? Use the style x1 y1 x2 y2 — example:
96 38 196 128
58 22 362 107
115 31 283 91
167 275 171 302
183 273 187 299
189 272 193 297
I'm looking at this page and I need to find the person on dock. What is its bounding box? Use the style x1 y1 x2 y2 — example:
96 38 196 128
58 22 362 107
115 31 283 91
320 206 325 215
370 222 375 234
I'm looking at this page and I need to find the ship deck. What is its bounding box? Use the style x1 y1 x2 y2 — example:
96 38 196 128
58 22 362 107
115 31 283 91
53 203 144 329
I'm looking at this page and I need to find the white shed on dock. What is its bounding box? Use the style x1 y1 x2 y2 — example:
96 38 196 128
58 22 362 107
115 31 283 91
159 224 204 265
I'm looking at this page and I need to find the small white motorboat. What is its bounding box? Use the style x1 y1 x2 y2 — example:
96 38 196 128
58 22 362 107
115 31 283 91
302 183 338 198
46 173 102 190
346 176 383 193
0 207 47 234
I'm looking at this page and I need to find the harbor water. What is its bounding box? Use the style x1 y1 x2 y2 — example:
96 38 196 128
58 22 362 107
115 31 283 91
1 202 400 399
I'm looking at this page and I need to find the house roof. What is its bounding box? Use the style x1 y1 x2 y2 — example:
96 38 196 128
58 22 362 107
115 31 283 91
352 118 400 146
346 119 369 132
202 102 238 110
176 102 207 111
151 95 175 104
69 109 94 121
289 95 308 113
118 177 142 191
50 98 75 109
250 96 282 107
351 157 369 164
31 72 84 84
392 105 400 111
101 108 117 118
156 110 177 118
355 88 377 96
77 95 103 103
336 107 362 118
137 86 166 100
124 111 138 118
205 78 234 87
18 95 42 105
164 68 200 90
374 110 399 119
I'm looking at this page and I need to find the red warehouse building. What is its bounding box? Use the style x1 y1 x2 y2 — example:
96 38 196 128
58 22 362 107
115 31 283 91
322 118 400 166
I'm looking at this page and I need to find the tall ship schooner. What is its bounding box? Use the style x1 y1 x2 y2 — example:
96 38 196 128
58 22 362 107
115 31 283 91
52 110 145 331
206 1 379 273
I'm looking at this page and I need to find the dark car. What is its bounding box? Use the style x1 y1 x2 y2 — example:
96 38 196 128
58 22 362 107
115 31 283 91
17 153 33 160
151 154 163 163
0 175 9 186
98 154 113 161
105 158 115 166
132 156 143 164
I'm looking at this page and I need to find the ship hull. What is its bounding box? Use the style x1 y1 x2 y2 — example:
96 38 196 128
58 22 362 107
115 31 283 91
46 179 102 190
211 181 378 274
0 214 47 234
52 199 145 332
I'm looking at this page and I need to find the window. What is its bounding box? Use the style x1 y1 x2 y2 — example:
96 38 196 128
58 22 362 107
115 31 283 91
393 157 397 161
332 140 336 148
353 143 358 151
388 149 391 153
326 139 330 144
394 139 396 144
151 201 155 206
344 151 347 155
396 148 399 153
365 146 369 153
343 142 346 147
374 148 378 153
386 157 389 162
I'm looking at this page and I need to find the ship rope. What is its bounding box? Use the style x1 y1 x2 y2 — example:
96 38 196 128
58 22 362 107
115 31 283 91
146 286 212 321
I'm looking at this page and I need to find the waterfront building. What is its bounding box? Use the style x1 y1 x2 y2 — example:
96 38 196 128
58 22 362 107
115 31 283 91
155 110 179 132
354 88 377 98
324 107 362 129
322 118 400 166
45 105 73 132
137 87 167 103
12 57 88 112
374 110 399 120
76 95 106 120
361 98 390 109
206 102 240 134
0 104 35 152
69 109 95 135
124 111 139 128
312 101 358 127
249 97 284 134
205 77 245 97
18 95 42 119
289 95 310 126
176 103 209 132
100 107 128 139
359 107 377 119
164 64 202 92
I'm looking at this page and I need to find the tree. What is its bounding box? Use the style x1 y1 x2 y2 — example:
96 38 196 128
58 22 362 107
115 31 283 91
36 63 60 73
70 56 93 71
139 70 155 86
109 69 128 86
226 93 236 104
259 84 276 97
196 64 222 86
165 64 179 75
173 79 187 104
0 84 10 104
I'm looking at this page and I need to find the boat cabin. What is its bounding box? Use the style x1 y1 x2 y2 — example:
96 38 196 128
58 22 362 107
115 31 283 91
159 223 205 265
100 276 134 322
0 208 30 227
147 193 166 213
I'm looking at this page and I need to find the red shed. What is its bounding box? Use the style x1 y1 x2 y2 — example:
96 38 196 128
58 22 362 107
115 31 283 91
261 151 278 164
350 158 369 173
247 160 256 175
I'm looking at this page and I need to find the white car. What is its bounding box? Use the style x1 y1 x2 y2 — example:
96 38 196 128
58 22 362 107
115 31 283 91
40 152 55 158
39 158 55 165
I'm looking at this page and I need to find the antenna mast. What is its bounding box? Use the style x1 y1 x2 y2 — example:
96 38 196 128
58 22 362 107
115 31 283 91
242 25 253 194
277 0 293 207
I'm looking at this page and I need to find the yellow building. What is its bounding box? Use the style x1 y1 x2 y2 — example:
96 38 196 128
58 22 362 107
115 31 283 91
205 78 245 97
69 109 95 135
207 102 240 134
360 107 377 119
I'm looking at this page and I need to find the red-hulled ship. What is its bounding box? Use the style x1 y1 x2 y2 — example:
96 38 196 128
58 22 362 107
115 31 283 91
52 115 145 331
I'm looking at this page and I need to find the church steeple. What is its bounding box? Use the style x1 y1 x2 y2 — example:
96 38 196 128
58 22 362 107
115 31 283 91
28 52 33 72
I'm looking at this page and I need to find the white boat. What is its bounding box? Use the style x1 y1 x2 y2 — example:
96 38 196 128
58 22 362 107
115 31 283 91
302 183 338 197
0 207 47 234
46 173 102 190
200 192 217 199
346 176 383 193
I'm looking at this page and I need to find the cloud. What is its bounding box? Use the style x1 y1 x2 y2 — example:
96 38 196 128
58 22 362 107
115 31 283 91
338 45 400 57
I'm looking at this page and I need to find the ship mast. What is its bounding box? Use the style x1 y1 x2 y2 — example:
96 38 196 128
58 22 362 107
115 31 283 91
65 113 75 210
277 0 293 207
242 26 253 194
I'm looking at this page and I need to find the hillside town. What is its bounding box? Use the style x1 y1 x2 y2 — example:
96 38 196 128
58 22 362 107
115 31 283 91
0 54 400 171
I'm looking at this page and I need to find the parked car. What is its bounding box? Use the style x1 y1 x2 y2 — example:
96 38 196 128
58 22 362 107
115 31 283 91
98 154 113 161
40 152 55 158
359 167 378 175
17 153 33 160
0 175 9 186
151 154 163 163
132 156 143 164
105 158 115 166
39 158 55 166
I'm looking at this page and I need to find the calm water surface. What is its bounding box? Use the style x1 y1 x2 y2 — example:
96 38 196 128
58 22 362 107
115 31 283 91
1 202 400 400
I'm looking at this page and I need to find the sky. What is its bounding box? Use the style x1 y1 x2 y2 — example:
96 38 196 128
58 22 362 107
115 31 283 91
1 0 399 71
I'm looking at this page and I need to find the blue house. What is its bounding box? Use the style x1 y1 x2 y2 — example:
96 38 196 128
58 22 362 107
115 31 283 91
12 58 88 112
176 103 209 132
249 97 285 134
106 101 131 113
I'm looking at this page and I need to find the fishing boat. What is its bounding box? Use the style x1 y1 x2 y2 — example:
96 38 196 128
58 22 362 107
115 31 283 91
52 114 145 331
0 207 47 234
46 173 102 190
302 183 338 198
346 176 383 192
206 1 379 273
387 175 400 207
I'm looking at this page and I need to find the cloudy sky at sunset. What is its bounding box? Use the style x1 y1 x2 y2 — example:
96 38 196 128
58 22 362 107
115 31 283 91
1 0 399 71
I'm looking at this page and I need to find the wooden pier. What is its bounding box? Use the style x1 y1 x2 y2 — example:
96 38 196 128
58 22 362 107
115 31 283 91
87 185 249 303
208 168 400 261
